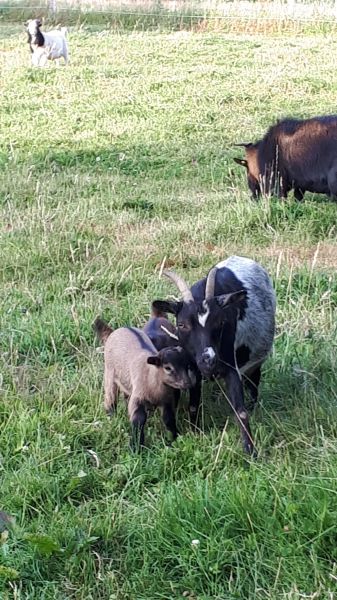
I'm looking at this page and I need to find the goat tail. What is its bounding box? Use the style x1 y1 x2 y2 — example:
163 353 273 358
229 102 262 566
60 26 68 37
151 306 168 319
93 317 113 344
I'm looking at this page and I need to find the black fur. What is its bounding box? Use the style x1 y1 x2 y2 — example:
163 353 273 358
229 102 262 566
190 267 248 320
153 267 254 452
236 344 251 368
127 327 156 352
27 32 33 53
143 317 178 351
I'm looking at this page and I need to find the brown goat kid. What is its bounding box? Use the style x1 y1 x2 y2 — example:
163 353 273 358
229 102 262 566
234 115 337 200
93 318 196 450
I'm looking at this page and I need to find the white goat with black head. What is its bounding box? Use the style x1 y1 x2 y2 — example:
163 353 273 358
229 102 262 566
153 256 276 455
25 19 68 67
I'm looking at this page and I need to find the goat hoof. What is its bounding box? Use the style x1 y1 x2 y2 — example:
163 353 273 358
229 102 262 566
105 407 115 417
245 445 258 459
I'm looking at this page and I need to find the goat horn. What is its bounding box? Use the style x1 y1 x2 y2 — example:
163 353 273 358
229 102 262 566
233 143 252 148
162 270 193 303
160 325 179 341
205 267 217 300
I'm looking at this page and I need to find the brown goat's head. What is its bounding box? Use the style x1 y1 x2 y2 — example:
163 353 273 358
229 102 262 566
234 142 261 198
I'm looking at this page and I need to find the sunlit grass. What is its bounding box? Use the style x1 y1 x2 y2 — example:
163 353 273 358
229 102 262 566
1 24 337 599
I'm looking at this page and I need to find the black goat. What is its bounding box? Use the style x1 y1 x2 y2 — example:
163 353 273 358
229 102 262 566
153 256 276 454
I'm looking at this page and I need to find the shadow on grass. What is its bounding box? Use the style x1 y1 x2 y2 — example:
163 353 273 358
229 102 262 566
23 143 226 183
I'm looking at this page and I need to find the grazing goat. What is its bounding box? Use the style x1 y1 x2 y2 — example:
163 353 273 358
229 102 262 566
25 19 68 67
93 318 196 449
153 256 276 455
234 115 337 200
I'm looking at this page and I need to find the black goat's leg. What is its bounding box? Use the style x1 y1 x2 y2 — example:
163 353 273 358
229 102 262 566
225 369 256 456
174 389 180 411
188 373 202 427
244 365 261 408
294 188 304 201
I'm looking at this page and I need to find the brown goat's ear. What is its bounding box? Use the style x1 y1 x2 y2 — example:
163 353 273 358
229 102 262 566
152 300 182 316
216 290 247 309
234 158 248 168
147 356 162 367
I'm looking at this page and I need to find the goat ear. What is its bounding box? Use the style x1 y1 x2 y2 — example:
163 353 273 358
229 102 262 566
234 158 248 168
216 290 247 309
152 300 182 316
147 355 162 367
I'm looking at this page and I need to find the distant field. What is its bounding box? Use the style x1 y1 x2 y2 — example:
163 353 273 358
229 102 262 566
1 23 337 600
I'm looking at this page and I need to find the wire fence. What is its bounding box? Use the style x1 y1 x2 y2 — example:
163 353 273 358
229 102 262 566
2 0 337 29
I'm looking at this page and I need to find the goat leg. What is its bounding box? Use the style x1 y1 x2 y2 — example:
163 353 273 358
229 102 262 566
129 398 147 451
104 373 117 416
244 365 261 410
161 402 179 442
188 373 202 427
174 389 180 410
225 370 256 456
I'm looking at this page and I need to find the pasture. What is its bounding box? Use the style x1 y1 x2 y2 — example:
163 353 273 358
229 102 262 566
1 19 337 599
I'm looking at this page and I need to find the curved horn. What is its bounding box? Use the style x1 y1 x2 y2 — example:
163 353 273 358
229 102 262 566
162 270 193 303
160 325 179 341
205 267 217 300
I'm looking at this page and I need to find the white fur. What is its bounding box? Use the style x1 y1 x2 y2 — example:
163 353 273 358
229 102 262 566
198 300 210 327
204 347 216 360
27 21 68 67
216 256 276 373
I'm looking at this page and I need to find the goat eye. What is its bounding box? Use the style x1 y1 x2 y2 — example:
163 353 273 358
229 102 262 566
178 322 187 330
164 365 173 374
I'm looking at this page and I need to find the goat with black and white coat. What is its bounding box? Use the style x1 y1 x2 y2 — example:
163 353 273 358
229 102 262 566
153 256 276 455
25 19 68 67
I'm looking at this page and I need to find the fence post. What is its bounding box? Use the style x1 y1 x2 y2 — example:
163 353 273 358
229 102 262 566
48 0 57 15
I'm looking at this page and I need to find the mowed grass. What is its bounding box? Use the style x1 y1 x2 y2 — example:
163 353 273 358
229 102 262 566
1 23 337 599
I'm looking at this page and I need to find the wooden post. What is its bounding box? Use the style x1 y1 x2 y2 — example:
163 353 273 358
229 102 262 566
49 0 57 15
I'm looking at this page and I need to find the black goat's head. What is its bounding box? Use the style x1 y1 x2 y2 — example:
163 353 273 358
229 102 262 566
152 268 246 378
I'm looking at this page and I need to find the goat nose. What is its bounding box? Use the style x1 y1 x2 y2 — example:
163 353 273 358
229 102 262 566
201 347 216 366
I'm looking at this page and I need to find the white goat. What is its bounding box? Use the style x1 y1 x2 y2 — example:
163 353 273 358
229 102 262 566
25 19 68 67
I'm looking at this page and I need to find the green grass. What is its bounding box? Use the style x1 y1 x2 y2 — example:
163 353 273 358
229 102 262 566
1 23 337 600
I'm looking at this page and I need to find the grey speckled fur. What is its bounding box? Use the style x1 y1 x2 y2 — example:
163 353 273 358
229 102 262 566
217 256 276 374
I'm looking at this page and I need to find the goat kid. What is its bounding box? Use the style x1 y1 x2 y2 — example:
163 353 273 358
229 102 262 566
153 256 276 455
93 318 196 450
142 307 202 425
25 19 68 67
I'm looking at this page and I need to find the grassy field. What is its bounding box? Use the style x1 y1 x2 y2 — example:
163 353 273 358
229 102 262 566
1 21 337 600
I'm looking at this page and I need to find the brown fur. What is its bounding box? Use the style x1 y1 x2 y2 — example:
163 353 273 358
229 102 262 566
94 317 113 344
235 115 337 200
93 319 196 449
